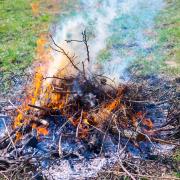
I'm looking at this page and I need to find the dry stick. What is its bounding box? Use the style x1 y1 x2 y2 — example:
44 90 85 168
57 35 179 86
52 90 77 94
58 133 63 158
1 118 17 158
76 110 83 138
43 76 69 81
151 137 180 146
114 110 156 157
117 159 136 180
82 30 90 62
137 123 180 147
89 124 106 135
114 119 121 151
0 172 9 180
59 118 72 128
52 46 80 73
65 40 83 43
8 100 23 114
99 113 115 155
0 128 18 145
148 126 179 133
162 111 179 128
124 99 169 105
137 130 156 148
114 118 136 180
82 61 86 79
28 104 51 112
65 30 90 62
50 35 82 73
1 142 11 156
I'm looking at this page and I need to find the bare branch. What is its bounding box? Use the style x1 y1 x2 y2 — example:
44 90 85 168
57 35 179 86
50 34 82 73
82 30 90 62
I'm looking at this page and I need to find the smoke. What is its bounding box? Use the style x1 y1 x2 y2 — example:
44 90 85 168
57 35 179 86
46 0 164 84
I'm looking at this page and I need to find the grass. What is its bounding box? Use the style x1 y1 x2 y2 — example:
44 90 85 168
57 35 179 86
172 149 180 178
0 0 52 71
0 0 55 91
97 48 111 63
130 0 180 76
155 0 180 75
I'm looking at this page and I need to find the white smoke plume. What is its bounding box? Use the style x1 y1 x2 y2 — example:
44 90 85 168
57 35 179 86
46 0 164 83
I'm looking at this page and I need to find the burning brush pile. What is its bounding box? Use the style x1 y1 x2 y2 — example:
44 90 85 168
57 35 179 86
0 32 179 179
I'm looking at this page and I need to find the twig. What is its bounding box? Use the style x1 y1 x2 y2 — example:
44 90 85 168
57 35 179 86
76 110 83 138
82 30 90 62
52 90 77 94
1 118 17 158
151 137 180 146
114 119 121 151
65 30 90 62
82 61 86 79
0 172 9 180
138 130 156 148
50 34 82 73
8 100 23 114
28 104 51 112
89 124 106 135
117 158 136 180
99 113 115 155
58 133 63 158
43 76 69 81
65 40 83 43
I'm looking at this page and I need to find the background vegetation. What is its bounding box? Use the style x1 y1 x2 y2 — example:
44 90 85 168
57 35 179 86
133 0 180 76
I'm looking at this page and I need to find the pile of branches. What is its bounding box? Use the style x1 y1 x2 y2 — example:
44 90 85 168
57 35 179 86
0 31 179 179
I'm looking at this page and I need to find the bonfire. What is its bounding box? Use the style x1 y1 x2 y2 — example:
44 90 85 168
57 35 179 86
0 31 179 180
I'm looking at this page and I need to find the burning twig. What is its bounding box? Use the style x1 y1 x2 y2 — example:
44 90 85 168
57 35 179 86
52 90 77 94
28 104 51 112
33 118 49 127
43 76 70 81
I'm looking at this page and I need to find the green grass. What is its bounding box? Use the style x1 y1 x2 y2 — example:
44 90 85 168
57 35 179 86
155 0 180 75
97 48 112 63
131 0 180 76
0 0 52 76
173 149 180 178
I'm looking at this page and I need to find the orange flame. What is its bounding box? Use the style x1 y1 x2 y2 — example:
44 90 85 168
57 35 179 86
31 2 39 15
106 99 120 112
37 127 49 136
142 118 153 129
